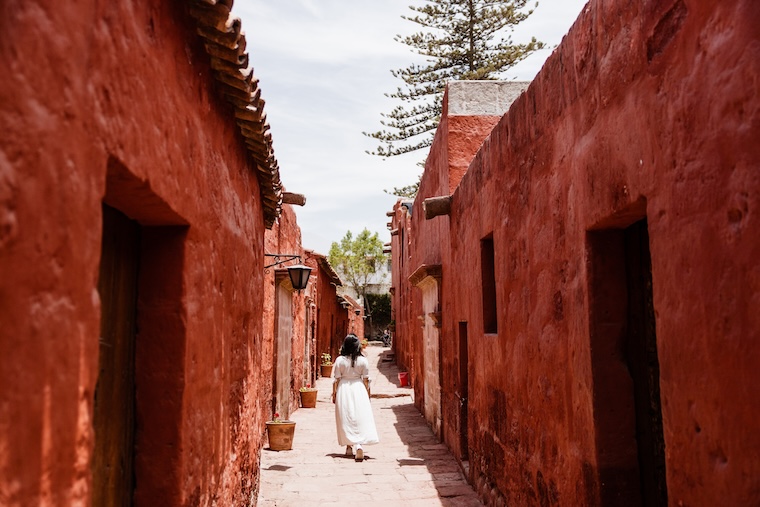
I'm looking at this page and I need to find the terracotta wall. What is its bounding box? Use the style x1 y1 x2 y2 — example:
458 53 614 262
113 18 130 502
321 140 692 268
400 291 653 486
301 252 365 375
303 253 324 378
263 205 309 420
389 82 514 422
305 251 342 369
0 0 281 505
341 294 366 341
389 201 416 384
392 0 759 504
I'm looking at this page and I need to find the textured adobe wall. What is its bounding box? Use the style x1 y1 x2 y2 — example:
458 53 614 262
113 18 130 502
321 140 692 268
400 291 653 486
0 0 274 505
440 0 759 505
390 0 759 504
263 205 307 420
392 82 523 456
388 201 411 377
342 296 365 341
305 252 342 369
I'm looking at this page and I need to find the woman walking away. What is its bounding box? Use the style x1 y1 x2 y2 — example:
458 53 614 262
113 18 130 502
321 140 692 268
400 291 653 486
332 334 379 461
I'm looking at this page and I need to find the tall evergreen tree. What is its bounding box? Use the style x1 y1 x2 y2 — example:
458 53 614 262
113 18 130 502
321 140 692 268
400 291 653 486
365 0 544 194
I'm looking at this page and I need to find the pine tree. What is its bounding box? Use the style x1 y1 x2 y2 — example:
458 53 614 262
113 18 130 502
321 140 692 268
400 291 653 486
365 0 544 170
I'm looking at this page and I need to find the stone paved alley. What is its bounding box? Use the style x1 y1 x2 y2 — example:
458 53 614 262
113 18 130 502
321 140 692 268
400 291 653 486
257 346 483 506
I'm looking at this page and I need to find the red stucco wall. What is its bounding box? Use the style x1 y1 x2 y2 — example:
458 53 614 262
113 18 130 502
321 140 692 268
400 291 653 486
313 260 337 367
304 251 346 369
304 252 332 377
0 1 277 505
393 0 759 504
341 294 365 342
389 200 416 387
263 205 309 420
389 90 505 434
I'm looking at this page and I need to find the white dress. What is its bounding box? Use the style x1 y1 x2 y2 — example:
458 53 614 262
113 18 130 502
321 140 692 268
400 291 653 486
333 355 379 447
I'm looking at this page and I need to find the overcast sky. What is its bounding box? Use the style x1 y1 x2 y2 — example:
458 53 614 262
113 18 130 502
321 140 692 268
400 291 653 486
233 0 588 255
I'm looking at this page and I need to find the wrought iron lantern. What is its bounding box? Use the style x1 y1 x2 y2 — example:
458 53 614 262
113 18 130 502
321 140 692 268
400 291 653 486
286 263 312 291
264 254 312 291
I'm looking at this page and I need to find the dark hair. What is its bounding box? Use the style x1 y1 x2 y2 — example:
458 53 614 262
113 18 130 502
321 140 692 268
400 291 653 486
339 334 363 367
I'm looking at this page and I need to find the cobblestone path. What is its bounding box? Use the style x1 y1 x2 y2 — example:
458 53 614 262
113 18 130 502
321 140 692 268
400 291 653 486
257 345 483 506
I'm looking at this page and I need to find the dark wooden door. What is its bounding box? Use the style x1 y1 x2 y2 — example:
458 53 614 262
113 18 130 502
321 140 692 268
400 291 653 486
588 217 667 506
92 204 140 507
624 219 668 507
458 322 469 460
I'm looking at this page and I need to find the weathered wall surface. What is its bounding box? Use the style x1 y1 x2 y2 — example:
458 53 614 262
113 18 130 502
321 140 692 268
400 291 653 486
305 251 342 371
393 0 760 504
302 252 364 371
388 200 418 392
0 0 280 505
263 205 308 420
340 294 365 342
391 82 523 449
305 257 364 366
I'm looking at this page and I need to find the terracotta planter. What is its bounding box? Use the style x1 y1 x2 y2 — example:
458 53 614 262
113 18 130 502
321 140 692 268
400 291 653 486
300 390 318 408
266 421 296 451
320 364 333 378
398 372 409 387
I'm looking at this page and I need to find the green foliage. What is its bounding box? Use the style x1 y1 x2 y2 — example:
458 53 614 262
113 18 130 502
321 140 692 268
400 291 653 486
328 229 387 303
366 293 392 329
385 177 421 198
365 0 544 166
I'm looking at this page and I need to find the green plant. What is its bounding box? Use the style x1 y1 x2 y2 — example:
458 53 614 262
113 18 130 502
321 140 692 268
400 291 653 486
321 353 332 366
328 229 387 309
299 383 316 392
270 412 283 423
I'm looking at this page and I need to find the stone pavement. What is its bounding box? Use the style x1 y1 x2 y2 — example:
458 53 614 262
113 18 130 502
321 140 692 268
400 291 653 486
257 345 483 506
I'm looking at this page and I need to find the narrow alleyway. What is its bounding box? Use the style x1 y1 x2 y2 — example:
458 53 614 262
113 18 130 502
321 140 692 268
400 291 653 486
257 345 483 506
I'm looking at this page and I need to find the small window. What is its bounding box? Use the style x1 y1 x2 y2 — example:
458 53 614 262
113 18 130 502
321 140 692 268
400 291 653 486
481 235 497 334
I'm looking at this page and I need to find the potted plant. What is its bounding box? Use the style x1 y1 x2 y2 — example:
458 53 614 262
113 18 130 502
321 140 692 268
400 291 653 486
361 338 369 349
265 412 296 451
299 384 318 408
320 353 333 378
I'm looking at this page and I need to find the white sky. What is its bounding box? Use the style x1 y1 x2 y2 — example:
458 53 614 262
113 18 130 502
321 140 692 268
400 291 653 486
233 0 588 254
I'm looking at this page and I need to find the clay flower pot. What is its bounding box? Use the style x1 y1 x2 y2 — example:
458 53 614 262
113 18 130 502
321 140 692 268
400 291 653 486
320 363 333 378
266 415 296 451
299 386 318 408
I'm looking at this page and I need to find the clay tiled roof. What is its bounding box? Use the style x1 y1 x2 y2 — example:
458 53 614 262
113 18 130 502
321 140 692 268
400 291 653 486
305 250 342 286
339 294 361 311
188 0 282 228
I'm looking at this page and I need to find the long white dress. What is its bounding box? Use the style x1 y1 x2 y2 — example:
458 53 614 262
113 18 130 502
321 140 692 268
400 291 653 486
333 355 379 447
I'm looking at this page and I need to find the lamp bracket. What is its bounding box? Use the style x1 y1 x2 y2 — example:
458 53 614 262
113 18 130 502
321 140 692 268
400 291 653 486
264 253 302 269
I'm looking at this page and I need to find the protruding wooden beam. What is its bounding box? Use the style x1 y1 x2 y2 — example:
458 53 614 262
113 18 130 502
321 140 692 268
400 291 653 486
282 192 306 206
423 195 452 220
